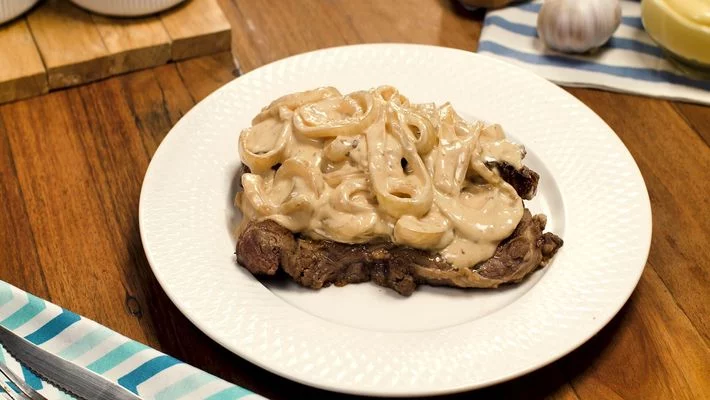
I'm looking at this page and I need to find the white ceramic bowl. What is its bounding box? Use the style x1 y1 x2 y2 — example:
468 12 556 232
0 0 39 25
70 0 186 17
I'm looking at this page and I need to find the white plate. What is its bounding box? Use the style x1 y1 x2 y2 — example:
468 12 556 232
139 44 651 397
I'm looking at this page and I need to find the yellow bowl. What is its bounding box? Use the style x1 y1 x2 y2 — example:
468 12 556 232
641 0 710 73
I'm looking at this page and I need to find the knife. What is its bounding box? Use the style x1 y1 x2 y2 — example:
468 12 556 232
0 358 46 400
0 324 142 400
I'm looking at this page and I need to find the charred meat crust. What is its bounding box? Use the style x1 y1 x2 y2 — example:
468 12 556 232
486 162 540 200
236 209 563 296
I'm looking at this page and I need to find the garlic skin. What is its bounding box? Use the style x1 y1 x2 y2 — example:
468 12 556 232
537 0 622 53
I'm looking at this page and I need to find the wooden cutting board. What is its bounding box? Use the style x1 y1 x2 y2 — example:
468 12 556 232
0 0 231 104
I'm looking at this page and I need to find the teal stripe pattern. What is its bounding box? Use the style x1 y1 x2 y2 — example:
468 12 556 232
206 386 254 400
118 355 182 394
59 326 112 360
5 380 21 394
1 294 46 330
86 341 149 374
154 372 216 400
0 281 261 399
25 309 81 345
21 365 42 390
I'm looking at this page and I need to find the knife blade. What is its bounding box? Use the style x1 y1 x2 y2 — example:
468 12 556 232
0 324 142 400
0 358 46 400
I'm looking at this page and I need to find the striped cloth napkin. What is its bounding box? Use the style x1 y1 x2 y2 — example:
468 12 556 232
0 281 265 400
477 0 710 105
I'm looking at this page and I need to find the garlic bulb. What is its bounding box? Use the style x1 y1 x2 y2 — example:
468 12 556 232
537 0 622 53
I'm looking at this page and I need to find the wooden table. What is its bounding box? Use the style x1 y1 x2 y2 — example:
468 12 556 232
1 1 708 399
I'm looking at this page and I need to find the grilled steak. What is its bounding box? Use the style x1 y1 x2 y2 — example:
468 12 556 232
235 159 562 295
237 209 562 296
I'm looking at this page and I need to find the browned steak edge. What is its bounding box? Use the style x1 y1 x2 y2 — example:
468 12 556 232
236 209 563 296
236 161 560 295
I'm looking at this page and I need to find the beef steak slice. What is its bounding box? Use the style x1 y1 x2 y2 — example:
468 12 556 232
486 162 540 200
236 209 562 296
235 161 561 295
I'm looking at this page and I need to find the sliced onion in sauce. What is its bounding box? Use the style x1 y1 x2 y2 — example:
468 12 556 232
394 212 453 250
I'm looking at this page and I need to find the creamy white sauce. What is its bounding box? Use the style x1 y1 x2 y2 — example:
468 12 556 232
235 86 525 268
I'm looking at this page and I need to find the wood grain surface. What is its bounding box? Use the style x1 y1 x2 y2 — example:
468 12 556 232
160 0 232 61
91 14 172 76
0 19 47 103
0 0 231 103
26 0 113 89
0 1 708 399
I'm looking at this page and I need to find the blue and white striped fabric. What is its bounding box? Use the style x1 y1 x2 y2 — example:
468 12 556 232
477 0 710 105
0 281 265 400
